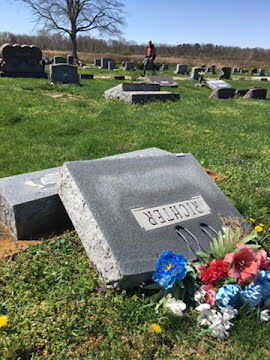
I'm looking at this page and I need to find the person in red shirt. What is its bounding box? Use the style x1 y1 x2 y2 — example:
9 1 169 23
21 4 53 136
141 40 156 77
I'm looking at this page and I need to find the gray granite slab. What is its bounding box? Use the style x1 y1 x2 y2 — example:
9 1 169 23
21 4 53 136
205 79 232 90
144 76 178 87
0 148 170 240
58 152 247 288
104 83 179 103
0 167 73 240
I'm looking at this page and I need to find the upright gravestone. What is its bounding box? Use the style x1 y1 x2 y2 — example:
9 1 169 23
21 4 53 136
190 67 204 80
101 58 114 69
124 62 135 71
219 67 231 80
108 60 116 70
67 55 73 65
49 64 80 85
94 59 101 66
258 69 265 76
232 68 241 73
251 68 257 74
54 56 67 64
57 151 248 288
0 43 47 78
175 64 188 74
161 64 169 71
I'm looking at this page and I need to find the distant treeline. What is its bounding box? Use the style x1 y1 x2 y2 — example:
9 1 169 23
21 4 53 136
0 32 270 62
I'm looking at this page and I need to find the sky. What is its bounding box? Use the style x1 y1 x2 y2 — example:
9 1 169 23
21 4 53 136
0 0 270 49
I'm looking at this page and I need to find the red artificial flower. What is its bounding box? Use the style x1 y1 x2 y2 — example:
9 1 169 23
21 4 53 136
200 284 216 307
198 259 228 285
224 244 258 285
256 249 270 271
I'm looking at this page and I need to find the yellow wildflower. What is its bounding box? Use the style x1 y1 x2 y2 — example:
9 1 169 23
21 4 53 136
151 323 161 333
225 171 231 175
249 218 256 223
258 223 264 227
255 225 263 233
192 124 197 128
0 316 8 328
204 129 210 134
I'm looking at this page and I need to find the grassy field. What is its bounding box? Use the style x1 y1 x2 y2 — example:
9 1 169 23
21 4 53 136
0 68 269 359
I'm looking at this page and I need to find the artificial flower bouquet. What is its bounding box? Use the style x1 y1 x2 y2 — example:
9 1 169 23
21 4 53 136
148 228 270 340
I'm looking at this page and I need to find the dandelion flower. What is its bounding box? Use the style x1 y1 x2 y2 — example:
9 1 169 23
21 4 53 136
204 129 210 134
255 225 263 233
258 223 264 227
249 218 256 223
0 316 8 327
150 323 161 333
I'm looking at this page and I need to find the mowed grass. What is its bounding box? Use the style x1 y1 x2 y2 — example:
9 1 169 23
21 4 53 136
0 73 270 359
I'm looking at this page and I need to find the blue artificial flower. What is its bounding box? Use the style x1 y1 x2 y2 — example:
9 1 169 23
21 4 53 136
240 284 263 308
216 284 241 309
255 271 270 300
152 251 187 290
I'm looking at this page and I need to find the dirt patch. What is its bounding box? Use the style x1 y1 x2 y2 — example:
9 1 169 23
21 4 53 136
43 91 82 102
0 222 41 258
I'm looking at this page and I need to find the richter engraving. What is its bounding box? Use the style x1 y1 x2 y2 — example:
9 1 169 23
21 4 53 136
131 195 211 231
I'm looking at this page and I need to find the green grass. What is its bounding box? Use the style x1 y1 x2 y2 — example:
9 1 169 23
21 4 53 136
0 74 269 359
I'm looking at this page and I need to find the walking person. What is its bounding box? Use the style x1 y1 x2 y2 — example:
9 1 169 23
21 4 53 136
141 40 156 77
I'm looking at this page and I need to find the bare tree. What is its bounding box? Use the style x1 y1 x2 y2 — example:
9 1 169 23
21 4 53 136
17 0 126 59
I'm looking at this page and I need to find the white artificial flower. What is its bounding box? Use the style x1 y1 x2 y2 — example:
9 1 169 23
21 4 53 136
166 298 186 317
195 303 211 312
210 323 229 340
221 306 238 321
194 290 206 304
260 310 270 322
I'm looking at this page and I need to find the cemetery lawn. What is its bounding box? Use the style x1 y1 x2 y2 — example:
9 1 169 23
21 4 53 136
0 75 270 359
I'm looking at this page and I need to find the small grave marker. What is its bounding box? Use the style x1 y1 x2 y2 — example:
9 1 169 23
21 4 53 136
175 64 188 74
190 67 204 80
49 64 80 85
54 56 67 64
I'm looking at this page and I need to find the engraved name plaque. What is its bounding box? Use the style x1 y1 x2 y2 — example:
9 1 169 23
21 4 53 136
131 195 211 231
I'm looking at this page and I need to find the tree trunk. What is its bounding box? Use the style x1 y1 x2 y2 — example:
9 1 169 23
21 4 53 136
70 32 78 60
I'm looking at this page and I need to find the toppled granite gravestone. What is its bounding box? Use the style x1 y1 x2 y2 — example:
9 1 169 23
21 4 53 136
205 79 233 90
57 150 248 288
0 43 47 78
209 88 236 99
49 64 80 85
219 67 231 80
104 83 180 104
54 56 67 64
235 88 267 99
175 64 188 74
80 74 94 80
190 67 204 80
0 148 170 240
243 88 267 99
0 167 73 240
144 76 178 87
124 62 135 71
